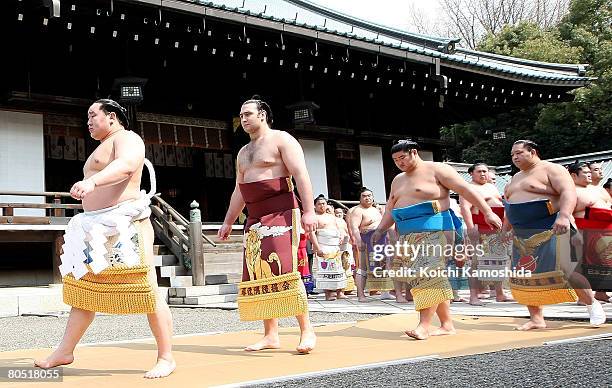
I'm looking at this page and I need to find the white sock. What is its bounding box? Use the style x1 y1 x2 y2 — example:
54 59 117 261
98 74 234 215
587 301 606 326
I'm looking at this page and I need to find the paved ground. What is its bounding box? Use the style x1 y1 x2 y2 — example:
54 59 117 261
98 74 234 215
3 286 611 321
0 309 381 352
1 312 610 387
186 290 612 320
2 287 611 387
247 338 612 388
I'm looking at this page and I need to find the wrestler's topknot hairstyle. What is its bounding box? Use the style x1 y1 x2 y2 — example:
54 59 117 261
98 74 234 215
468 162 489 174
94 99 130 129
314 194 327 205
567 161 588 175
513 139 540 157
391 139 419 154
242 95 273 126
603 178 612 189
360 186 373 194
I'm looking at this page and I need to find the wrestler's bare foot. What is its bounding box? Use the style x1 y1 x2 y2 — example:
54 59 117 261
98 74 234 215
430 325 456 336
516 320 546 331
244 335 281 351
469 297 484 306
496 295 515 302
144 358 176 379
34 352 74 369
357 296 371 303
336 291 349 299
405 325 429 340
594 292 611 303
296 330 316 354
325 295 337 301
452 297 468 303
395 296 410 303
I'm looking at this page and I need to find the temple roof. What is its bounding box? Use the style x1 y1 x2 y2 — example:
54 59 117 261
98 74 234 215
152 0 592 86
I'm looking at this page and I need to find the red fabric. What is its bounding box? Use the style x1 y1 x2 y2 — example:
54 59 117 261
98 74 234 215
297 233 310 277
238 177 299 282
472 206 505 233
576 207 612 231
575 207 612 289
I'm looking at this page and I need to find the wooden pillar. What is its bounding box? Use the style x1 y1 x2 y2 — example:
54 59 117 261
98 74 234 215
324 139 341 200
53 196 64 217
189 201 205 286
52 232 64 284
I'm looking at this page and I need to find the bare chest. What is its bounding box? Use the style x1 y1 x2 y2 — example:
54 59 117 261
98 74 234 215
506 171 554 200
400 173 444 199
317 214 338 229
474 184 501 203
360 208 381 226
84 142 114 176
238 143 280 171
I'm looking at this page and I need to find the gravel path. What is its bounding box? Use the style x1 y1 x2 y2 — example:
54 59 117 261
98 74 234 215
0 308 382 351
250 339 612 388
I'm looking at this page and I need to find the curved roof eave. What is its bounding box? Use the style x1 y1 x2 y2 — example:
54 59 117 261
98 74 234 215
137 0 593 86
455 48 589 76
283 0 460 53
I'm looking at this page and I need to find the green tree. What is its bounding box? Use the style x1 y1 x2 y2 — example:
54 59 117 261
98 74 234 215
479 22 583 63
443 0 612 164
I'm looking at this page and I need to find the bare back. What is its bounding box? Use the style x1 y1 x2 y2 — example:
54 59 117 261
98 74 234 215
237 130 290 183
389 161 451 211
82 130 144 211
504 161 561 210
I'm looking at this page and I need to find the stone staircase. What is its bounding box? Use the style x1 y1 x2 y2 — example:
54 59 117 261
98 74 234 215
154 233 243 306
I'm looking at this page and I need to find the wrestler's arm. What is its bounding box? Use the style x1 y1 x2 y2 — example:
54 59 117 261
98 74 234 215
436 164 502 230
336 218 347 241
549 164 577 234
501 180 512 233
222 181 246 225
347 207 363 247
372 179 398 242
92 133 144 187
278 132 316 232
459 195 475 229
218 156 246 239
70 133 144 199
309 219 322 254
459 195 478 242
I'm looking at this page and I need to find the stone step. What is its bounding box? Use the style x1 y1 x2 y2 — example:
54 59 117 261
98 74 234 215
169 284 238 298
170 275 193 287
160 266 188 278
204 252 243 262
183 293 237 305
204 249 244 256
201 263 243 273
206 273 242 285
154 254 178 267
203 234 242 243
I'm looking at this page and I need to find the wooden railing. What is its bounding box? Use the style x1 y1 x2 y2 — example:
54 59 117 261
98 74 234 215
0 191 82 225
1 191 218 286
149 195 216 286
327 199 387 211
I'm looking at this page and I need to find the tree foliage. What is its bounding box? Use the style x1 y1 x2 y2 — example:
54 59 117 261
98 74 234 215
442 0 612 165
